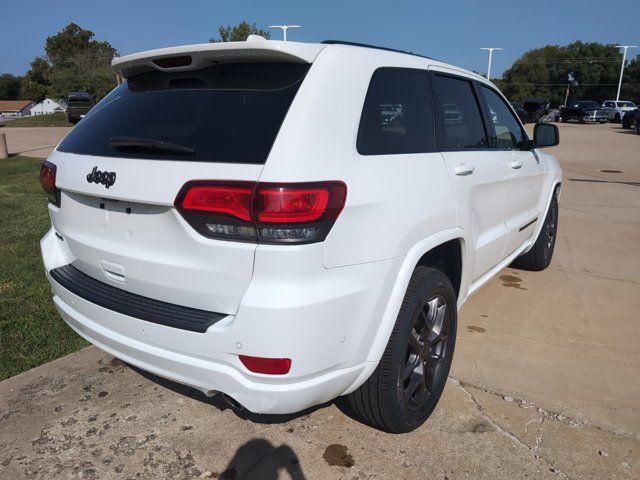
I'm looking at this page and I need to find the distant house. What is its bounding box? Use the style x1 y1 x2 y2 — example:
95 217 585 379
0 100 35 117
29 98 66 116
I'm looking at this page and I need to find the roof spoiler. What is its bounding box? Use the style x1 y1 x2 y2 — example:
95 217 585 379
112 37 325 79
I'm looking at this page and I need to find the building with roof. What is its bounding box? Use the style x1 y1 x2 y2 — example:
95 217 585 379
0 100 35 117
29 98 66 116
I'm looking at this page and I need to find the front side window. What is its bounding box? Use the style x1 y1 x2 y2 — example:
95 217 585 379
480 86 525 150
357 68 434 155
431 74 488 150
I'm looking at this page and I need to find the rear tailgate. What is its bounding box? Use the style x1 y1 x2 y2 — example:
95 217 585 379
46 49 318 316
48 150 261 314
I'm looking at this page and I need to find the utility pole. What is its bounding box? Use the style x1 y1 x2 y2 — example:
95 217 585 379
564 84 570 107
480 47 503 80
268 25 301 41
614 45 638 101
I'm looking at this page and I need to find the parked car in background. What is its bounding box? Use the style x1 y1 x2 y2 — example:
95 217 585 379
560 101 607 124
66 92 95 124
621 108 638 129
522 98 552 123
510 101 528 124
602 100 637 123
40 38 562 433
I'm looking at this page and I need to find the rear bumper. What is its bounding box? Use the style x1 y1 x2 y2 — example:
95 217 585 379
41 228 401 414
53 292 363 414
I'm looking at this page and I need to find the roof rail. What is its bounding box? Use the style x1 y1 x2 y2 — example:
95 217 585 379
321 40 433 60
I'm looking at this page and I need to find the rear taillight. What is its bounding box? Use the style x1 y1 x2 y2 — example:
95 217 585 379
175 181 347 244
40 161 60 207
239 355 291 375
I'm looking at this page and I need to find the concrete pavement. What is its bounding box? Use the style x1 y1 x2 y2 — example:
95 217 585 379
1 123 639 479
0 126 72 158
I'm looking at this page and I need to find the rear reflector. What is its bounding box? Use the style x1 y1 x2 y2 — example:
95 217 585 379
239 355 291 375
175 181 346 244
40 161 60 207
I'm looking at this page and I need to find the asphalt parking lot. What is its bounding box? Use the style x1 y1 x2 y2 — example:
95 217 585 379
0 123 638 479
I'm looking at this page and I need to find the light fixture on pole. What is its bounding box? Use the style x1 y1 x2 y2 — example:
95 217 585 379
268 25 301 41
614 45 638 101
480 47 503 80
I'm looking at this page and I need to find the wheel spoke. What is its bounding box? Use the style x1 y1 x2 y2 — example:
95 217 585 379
402 353 421 380
404 368 425 403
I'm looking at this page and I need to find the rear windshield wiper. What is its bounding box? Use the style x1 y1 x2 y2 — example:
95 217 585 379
108 136 195 156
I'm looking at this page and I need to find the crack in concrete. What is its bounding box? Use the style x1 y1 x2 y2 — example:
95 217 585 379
452 379 572 480
548 266 640 285
451 377 634 440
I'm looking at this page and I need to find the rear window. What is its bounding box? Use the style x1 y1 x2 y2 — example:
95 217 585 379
357 68 434 155
432 74 488 150
58 63 310 164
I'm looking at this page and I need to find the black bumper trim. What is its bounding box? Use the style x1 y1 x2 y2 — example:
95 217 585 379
49 264 226 333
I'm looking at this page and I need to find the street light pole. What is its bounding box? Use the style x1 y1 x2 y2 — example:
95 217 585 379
480 47 503 80
614 45 638 101
268 25 301 41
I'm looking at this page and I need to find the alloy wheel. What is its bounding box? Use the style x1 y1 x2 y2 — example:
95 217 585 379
400 294 450 411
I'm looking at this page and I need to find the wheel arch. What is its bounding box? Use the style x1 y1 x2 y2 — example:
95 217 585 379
343 228 468 394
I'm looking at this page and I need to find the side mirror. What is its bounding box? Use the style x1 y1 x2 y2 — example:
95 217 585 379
533 123 559 148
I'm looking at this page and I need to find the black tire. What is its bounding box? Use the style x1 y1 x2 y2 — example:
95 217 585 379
561 117 567 123
599 121 606 124
347 267 457 433
511 195 558 271
614 113 621 123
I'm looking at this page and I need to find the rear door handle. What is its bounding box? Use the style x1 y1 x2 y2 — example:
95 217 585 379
510 160 523 170
453 164 475 176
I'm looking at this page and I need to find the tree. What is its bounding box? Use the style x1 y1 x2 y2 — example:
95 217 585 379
498 42 623 105
0 74 23 100
20 57 51 102
20 23 117 103
210 21 270 42
621 56 640 103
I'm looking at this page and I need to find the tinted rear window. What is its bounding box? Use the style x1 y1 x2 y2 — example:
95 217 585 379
357 68 434 155
58 63 310 164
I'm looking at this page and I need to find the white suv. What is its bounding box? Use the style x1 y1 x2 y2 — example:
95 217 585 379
40 37 562 433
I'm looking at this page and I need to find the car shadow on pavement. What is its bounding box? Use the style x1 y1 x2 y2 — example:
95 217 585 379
128 363 335 425
218 438 306 480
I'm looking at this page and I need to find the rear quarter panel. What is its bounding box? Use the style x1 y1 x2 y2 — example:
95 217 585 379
259 46 457 268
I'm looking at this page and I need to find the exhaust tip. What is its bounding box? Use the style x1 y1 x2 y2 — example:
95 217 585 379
222 393 244 411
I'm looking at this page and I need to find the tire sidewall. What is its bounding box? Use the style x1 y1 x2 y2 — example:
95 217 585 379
382 268 457 432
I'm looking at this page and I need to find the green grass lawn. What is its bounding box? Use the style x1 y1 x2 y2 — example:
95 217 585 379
0 112 73 128
0 156 87 380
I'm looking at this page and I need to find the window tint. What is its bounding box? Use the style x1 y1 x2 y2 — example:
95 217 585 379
357 68 434 155
480 86 525 150
57 63 309 164
432 75 487 150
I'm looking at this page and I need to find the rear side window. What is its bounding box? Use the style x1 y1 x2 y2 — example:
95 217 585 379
357 68 434 155
57 63 310 164
431 74 488 150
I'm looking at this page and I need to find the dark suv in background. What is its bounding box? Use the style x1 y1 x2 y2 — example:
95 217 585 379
66 92 95 124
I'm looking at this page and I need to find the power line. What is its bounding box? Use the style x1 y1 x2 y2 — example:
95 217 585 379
499 82 640 86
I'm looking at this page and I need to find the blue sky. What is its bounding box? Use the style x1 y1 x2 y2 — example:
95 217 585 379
2 0 638 77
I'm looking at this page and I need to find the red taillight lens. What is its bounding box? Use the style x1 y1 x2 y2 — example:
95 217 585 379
239 355 291 375
175 181 347 244
40 161 60 207
257 186 330 223
181 184 253 221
